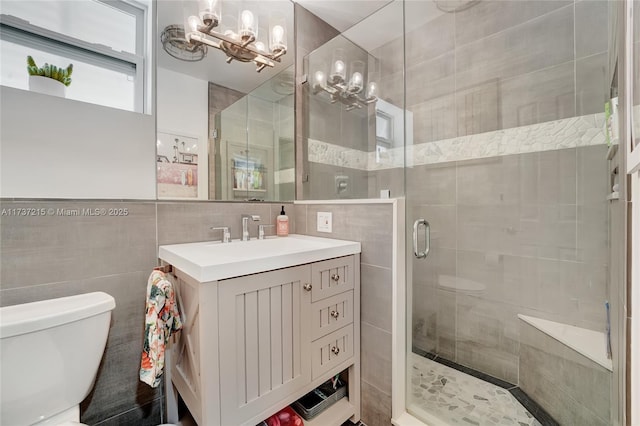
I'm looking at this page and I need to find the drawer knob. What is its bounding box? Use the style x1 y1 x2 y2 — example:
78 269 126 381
330 310 340 319
331 274 340 282
331 346 340 355
303 283 312 291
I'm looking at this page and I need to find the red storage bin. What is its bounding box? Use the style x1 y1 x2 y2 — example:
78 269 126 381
265 406 304 426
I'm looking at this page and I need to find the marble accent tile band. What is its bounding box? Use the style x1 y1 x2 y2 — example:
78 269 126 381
308 113 606 171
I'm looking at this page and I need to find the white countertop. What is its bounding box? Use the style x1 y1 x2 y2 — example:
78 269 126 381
158 234 361 282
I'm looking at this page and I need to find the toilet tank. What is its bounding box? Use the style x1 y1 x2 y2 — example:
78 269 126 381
0 292 116 425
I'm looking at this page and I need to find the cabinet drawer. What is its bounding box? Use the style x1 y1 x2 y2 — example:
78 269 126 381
311 324 354 380
310 291 353 341
310 256 355 302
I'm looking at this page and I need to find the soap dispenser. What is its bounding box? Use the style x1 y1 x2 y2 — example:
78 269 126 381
277 205 289 236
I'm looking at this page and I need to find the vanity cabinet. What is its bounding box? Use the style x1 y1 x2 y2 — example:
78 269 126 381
166 254 360 426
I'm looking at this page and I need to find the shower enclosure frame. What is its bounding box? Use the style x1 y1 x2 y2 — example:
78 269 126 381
391 0 631 425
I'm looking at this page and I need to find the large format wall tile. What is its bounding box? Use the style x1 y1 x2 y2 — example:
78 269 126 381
406 162 457 205
454 0 571 47
298 203 394 268
0 200 161 426
455 294 520 384
367 168 405 199
1 201 157 290
361 264 393 332
575 0 609 59
360 380 392 426
576 52 609 117
519 321 611 424
455 6 574 91
361 322 393 395
499 61 575 130
306 162 369 199
409 94 458 143
405 53 455 107
456 155 522 206
404 11 454 66
409 203 457 250
156 201 293 245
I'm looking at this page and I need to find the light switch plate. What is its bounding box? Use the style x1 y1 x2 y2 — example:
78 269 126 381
317 212 332 233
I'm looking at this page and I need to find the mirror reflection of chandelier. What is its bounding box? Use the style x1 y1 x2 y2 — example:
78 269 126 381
311 49 378 111
183 0 287 72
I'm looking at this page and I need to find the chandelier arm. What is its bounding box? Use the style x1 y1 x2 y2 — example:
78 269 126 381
271 49 286 60
240 35 255 48
252 54 275 67
200 31 266 59
189 33 221 49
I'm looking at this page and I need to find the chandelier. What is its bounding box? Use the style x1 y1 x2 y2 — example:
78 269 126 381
183 0 287 72
311 51 377 111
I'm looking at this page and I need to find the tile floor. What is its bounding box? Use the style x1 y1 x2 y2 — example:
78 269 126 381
409 353 542 426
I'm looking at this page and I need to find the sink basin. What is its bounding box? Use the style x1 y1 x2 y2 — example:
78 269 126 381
158 234 361 282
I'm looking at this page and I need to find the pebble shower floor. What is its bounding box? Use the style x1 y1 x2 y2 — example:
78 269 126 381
409 354 542 426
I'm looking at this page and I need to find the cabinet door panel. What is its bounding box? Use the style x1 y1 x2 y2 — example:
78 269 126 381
218 265 311 425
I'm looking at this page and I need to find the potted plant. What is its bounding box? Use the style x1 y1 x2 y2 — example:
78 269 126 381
26 55 73 97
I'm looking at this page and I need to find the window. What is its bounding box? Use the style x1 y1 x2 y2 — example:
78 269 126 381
0 0 149 113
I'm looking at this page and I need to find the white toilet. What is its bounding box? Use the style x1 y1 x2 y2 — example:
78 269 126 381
0 292 116 425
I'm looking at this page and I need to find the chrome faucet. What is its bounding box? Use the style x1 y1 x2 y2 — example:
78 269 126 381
258 224 275 240
210 226 231 243
241 215 261 241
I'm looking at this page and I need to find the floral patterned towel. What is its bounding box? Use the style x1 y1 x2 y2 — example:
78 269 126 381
139 270 183 388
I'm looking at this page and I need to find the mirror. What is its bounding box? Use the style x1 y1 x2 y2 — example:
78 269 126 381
213 65 294 201
301 4 407 201
156 0 294 201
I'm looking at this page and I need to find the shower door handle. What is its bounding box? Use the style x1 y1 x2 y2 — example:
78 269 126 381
413 218 430 259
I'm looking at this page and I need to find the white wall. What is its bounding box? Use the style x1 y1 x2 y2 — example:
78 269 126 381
0 86 156 199
157 67 209 199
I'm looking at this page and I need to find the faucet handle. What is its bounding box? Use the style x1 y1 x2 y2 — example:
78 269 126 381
210 226 231 243
258 224 275 239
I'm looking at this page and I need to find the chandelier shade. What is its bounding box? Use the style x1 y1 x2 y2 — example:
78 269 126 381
178 0 287 72
312 53 378 111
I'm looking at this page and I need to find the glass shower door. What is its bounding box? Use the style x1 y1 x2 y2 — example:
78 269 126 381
404 0 614 424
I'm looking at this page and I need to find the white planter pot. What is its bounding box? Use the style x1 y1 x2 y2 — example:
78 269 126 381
28 75 66 98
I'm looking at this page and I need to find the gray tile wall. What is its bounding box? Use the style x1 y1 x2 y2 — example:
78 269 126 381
519 321 611 425
0 199 294 425
409 144 610 384
294 203 395 426
0 200 160 425
396 0 610 141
